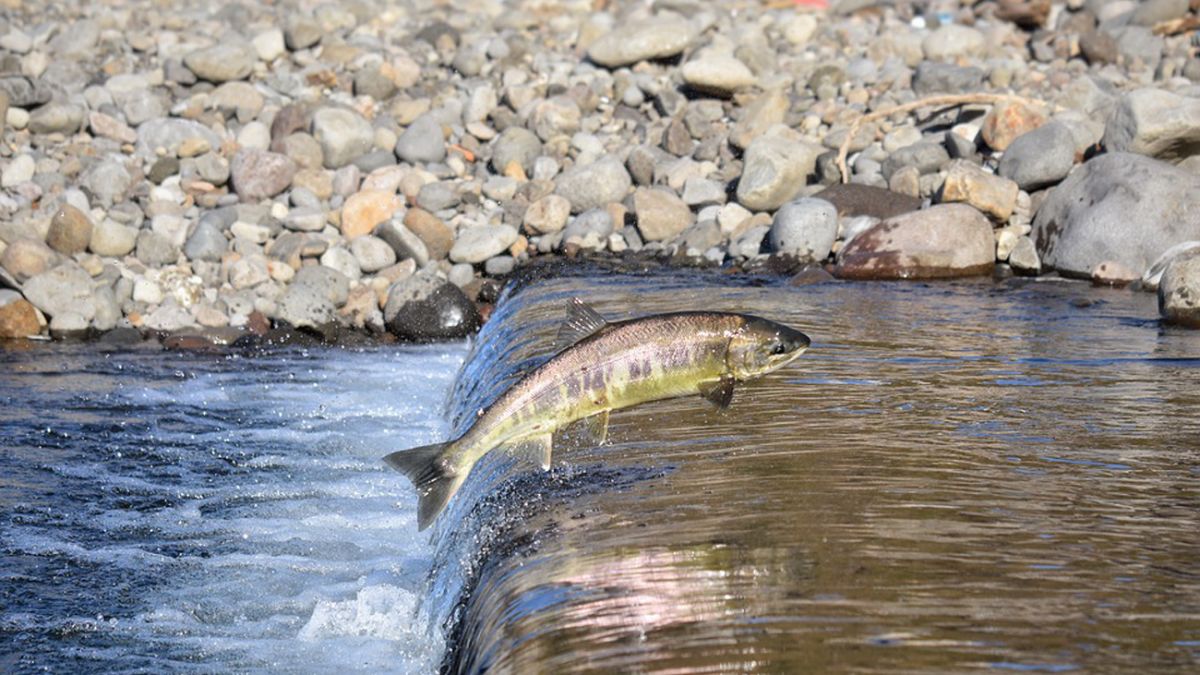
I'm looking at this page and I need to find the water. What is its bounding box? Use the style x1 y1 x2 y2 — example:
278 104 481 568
3 271 1199 674
418 270 1200 674
0 342 466 673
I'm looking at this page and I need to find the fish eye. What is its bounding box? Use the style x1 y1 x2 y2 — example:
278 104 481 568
771 342 788 355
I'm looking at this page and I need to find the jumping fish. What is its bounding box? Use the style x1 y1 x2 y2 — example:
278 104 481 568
385 298 811 530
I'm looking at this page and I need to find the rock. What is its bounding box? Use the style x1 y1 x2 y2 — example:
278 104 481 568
231 150 295 202
997 122 1075 191
1090 260 1140 286
349 234 396 273
341 190 403 239
1130 0 1189 27
136 118 222 161
881 141 949 180
1158 250 1200 327
633 188 694 242
491 127 541 174
311 107 375 169
681 55 755 96
682 177 726 207
136 230 178 266
0 76 51 108
88 111 137 143
1079 28 1118 66
980 101 1047 152
28 102 85 134
1 239 57 281
812 184 922 220
1032 153 1200 278
416 181 459 212
523 194 571 234
729 89 788 150
229 254 270 289
736 131 824 211
1008 235 1041 275
529 96 581 142
384 271 481 341
449 224 519 264
81 159 133 205
22 263 95 319
835 204 994 280
46 205 93 255
395 114 446 164
555 155 632 213
768 198 838 261
276 283 335 328
940 160 1020 221
253 27 286 61
1102 88 1200 163
0 295 40 339
587 17 697 68
922 25 986 61
2 154 34 187
90 219 138 257
912 63 984 96
1142 241 1200 290
183 221 227 262
320 247 362 280
292 265 350 306
285 16 323 50
403 209 454 260
183 43 255 82
1115 26 1164 70
995 0 1051 28
49 311 90 339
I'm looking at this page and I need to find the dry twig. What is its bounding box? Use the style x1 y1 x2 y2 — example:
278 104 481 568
1152 16 1200 37
835 93 1051 183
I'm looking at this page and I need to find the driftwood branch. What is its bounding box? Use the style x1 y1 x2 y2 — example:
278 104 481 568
1152 16 1200 36
835 92 1052 184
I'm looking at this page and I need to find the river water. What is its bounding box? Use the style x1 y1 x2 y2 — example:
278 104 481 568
3 270 1199 673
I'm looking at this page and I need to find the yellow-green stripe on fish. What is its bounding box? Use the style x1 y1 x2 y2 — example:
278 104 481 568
384 298 811 530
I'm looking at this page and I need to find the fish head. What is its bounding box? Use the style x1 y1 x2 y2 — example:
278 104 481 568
726 317 811 380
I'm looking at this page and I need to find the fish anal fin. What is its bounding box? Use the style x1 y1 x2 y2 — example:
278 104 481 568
559 410 610 448
383 442 466 531
554 298 609 351
698 376 735 409
502 433 554 471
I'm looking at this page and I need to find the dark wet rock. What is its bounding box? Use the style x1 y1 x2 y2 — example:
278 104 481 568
835 204 994 280
384 272 481 341
1158 250 1200 327
813 183 922 220
1032 153 1200 278
997 122 1075 191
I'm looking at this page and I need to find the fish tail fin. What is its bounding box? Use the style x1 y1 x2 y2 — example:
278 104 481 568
383 442 466 531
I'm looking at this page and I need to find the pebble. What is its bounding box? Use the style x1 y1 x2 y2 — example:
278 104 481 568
450 224 519 264
768 198 839 261
2 154 35 187
940 160 1020 222
89 219 139 257
491 126 542 175
341 190 404 239
22 263 96 320
46 205 93 255
395 114 446 164
1 239 57 282
555 155 632 213
0 295 41 339
681 55 756 96
230 150 296 202
383 271 480 341
980 101 1047 152
183 221 227 262
633 188 695 242
183 44 255 82
312 107 375 169
736 130 823 211
349 234 396 273
922 25 986 61
524 194 571 235
587 18 697 68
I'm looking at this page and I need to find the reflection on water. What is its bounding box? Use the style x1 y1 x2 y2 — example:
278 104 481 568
435 272 1200 674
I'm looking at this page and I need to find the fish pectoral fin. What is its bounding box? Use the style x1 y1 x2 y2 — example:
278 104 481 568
698 376 736 409
553 298 609 351
501 433 554 471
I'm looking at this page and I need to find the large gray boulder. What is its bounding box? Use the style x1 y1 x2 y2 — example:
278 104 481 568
1158 250 1200 327
1102 88 1200 163
1032 153 1200 278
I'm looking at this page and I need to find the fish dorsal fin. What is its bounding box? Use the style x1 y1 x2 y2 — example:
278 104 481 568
554 298 609 351
698 376 735 409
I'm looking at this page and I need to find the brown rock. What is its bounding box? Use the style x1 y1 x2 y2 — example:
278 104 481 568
835 204 995 280
812 183 922 220
0 297 41 338
633 187 695 242
230 150 296 202
403 208 455 260
980 101 1047 152
1 239 57 282
340 189 403 239
939 160 1020 221
995 0 1051 29
46 205 94 255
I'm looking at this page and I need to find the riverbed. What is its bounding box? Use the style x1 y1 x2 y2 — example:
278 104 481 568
3 272 1199 673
